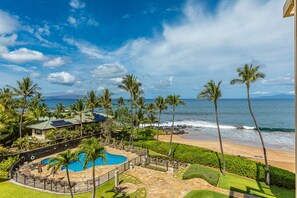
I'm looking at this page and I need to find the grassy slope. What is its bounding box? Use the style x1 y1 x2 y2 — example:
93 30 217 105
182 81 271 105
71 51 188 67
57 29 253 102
218 173 295 198
184 190 228 198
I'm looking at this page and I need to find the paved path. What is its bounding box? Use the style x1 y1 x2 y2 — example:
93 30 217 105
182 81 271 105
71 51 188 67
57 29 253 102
123 166 254 198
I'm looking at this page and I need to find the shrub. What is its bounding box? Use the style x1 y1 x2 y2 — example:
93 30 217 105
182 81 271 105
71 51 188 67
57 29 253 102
183 164 220 186
134 140 295 189
0 156 19 178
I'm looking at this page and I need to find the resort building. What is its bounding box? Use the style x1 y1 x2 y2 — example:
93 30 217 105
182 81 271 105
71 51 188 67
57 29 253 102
27 113 109 140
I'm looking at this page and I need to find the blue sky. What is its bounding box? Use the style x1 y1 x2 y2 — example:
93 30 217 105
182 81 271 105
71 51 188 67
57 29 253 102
0 0 294 99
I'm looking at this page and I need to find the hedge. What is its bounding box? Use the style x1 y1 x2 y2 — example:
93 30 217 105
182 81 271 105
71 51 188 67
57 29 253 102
183 164 220 186
134 140 295 189
0 156 19 178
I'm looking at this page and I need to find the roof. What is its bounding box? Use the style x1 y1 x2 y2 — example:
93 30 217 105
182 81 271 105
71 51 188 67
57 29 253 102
27 113 109 130
283 0 294 18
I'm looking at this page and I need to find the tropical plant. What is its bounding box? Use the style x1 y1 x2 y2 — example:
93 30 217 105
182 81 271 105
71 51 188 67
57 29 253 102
230 64 269 184
54 103 66 119
72 99 86 137
155 96 168 143
146 103 157 127
166 95 185 157
78 137 106 198
99 89 112 116
84 90 99 115
118 74 142 145
117 97 125 107
48 149 78 198
198 80 225 174
7 77 40 138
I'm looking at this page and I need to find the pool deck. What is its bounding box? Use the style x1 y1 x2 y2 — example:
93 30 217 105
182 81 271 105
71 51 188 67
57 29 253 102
19 146 138 183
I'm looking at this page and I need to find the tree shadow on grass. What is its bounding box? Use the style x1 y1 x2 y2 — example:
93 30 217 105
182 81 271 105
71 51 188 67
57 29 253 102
215 152 223 173
0 178 8 183
171 143 180 159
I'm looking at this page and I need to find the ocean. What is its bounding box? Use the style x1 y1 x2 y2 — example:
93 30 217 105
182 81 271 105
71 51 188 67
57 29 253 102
45 99 295 151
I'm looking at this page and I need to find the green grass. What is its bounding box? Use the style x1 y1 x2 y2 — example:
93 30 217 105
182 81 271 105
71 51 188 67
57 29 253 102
0 173 146 198
148 150 166 158
184 190 228 198
183 164 220 186
218 173 295 198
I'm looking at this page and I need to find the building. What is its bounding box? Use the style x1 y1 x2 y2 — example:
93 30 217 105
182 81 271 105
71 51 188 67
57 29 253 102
27 113 109 140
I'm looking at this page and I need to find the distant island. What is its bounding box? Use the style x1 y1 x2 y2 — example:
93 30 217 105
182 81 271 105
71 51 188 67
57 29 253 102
253 94 294 100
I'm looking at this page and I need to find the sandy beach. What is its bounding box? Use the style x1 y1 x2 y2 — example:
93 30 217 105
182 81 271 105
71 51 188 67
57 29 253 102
158 135 295 173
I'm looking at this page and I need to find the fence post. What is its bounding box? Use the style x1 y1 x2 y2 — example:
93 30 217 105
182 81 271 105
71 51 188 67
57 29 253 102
16 172 18 182
87 180 88 191
44 180 46 190
24 175 26 185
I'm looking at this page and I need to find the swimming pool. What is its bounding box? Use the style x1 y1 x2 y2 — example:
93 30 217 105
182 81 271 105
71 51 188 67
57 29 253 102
41 150 127 172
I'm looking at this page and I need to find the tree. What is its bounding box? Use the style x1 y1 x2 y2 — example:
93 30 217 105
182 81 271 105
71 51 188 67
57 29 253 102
166 95 185 157
99 89 112 116
72 99 86 137
155 96 168 143
117 97 125 107
198 80 226 174
7 77 40 138
48 149 78 198
145 103 156 127
79 138 106 198
118 75 142 145
230 64 269 184
84 90 99 115
54 103 66 119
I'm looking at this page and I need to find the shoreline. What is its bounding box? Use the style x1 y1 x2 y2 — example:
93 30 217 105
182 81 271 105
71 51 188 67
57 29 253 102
157 135 295 173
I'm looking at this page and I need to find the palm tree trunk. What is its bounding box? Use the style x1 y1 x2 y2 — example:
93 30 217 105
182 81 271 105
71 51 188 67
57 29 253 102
66 167 73 198
214 102 225 175
19 107 25 138
92 161 96 198
247 85 270 185
129 93 133 145
80 113 83 137
156 110 161 144
168 108 175 158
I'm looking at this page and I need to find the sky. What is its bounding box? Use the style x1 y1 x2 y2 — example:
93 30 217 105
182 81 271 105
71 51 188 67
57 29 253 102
0 0 294 99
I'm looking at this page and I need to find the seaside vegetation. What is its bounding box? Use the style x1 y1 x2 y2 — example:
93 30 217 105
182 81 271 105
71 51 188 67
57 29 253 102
184 190 229 198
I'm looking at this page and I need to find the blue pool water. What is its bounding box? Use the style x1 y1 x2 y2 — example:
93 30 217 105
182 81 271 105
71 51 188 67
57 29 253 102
41 150 127 172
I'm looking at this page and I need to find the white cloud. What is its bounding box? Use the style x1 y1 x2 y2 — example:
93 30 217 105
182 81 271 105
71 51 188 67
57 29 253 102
92 62 127 78
252 91 272 95
0 34 17 46
154 76 174 89
0 10 19 34
3 64 33 73
43 57 68 67
30 72 41 79
67 16 77 25
87 18 99 27
260 74 294 86
47 72 76 86
2 48 44 63
69 0 86 9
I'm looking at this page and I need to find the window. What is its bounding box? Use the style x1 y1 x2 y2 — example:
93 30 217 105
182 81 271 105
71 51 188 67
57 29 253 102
35 129 42 135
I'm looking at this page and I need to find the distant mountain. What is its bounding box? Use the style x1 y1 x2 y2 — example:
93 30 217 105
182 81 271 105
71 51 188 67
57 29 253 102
253 94 294 100
45 94 84 100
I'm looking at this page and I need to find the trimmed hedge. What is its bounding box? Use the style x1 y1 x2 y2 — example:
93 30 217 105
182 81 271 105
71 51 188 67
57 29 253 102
0 156 19 178
183 164 220 186
134 140 295 189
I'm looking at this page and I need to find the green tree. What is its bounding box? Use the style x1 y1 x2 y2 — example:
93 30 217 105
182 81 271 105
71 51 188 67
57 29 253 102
230 64 269 184
7 77 40 138
48 149 78 198
84 90 99 115
72 99 86 137
155 96 168 143
166 95 185 157
99 89 112 116
117 97 125 107
79 137 106 198
198 80 226 174
54 103 66 119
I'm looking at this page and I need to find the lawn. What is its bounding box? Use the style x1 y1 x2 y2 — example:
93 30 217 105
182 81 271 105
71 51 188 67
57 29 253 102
218 173 295 198
0 174 146 198
184 190 228 198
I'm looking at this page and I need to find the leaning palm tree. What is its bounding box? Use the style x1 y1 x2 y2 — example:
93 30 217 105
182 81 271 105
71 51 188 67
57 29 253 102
48 149 78 198
79 138 106 198
166 95 185 157
198 80 226 174
73 99 86 137
7 77 40 138
155 96 168 143
84 90 99 115
230 64 269 184
118 75 142 145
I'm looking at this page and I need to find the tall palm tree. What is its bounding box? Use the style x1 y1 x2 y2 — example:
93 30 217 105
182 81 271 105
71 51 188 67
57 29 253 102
7 77 40 138
73 99 86 137
230 64 269 184
79 138 106 198
117 97 125 107
146 103 156 127
84 90 99 115
155 96 168 143
166 95 185 157
198 80 226 174
48 149 78 198
118 75 142 145
99 88 112 116
54 103 66 118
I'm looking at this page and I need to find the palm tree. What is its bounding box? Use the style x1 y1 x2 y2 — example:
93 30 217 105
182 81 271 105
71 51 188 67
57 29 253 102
73 99 86 137
99 89 112 116
118 75 142 145
166 95 185 157
198 80 226 174
117 97 125 107
48 149 78 198
84 90 99 115
54 103 66 118
7 77 40 138
79 137 106 198
146 103 156 127
155 96 168 143
230 64 269 184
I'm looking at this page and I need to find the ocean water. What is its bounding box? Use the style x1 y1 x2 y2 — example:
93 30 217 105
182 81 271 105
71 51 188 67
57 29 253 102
45 99 295 151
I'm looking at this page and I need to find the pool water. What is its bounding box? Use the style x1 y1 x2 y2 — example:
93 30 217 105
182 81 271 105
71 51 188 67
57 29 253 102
41 150 127 172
